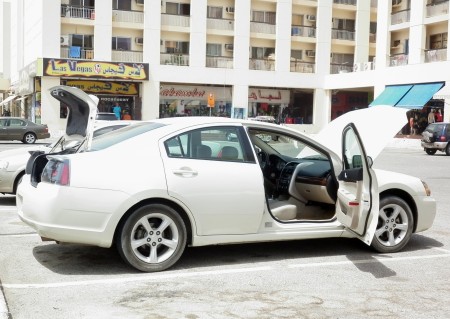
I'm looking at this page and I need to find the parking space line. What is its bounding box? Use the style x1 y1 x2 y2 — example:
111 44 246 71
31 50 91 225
432 247 450 253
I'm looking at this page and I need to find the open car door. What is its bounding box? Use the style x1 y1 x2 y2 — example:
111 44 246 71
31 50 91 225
335 123 379 246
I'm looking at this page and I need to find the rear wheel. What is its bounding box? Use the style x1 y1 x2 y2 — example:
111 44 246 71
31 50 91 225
425 148 437 155
117 204 187 272
371 196 413 253
445 144 450 156
22 132 36 144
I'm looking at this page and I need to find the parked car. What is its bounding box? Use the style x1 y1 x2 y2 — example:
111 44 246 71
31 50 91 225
421 122 450 155
96 112 118 121
0 119 137 195
17 86 436 273
0 117 50 144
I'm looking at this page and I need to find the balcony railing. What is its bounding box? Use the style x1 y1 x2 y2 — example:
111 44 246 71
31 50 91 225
160 53 190 66
61 5 95 19
206 56 233 68
333 0 357 5
250 22 276 34
330 63 354 74
249 58 275 71
207 18 234 31
425 48 447 63
112 50 143 63
291 25 316 38
290 61 315 73
426 1 449 17
112 10 144 23
391 9 410 25
389 54 408 66
161 13 190 28
331 29 355 41
60 47 94 59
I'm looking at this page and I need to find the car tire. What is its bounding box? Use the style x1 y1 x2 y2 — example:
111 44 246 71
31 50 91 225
425 148 437 155
117 204 187 272
371 196 414 253
446 144 450 156
22 132 36 144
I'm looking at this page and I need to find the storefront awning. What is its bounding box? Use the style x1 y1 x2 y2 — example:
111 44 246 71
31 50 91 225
395 82 444 108
433 84 450 99
0 95 17 107
369 82 444 109
369 85 412 107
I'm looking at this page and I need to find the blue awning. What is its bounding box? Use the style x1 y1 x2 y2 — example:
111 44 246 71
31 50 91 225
369 85 412 107
395 82 444 108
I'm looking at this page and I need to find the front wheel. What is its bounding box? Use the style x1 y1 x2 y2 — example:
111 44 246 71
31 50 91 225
446 144 450 156
371 196 414 253
117 204 187 272
22 132 36 144
425 148 437 155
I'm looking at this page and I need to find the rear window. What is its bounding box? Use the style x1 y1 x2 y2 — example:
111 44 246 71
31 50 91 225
425 123 446 134
90 122 165 151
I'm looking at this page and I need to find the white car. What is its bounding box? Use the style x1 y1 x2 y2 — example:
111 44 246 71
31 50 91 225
16 86 436 272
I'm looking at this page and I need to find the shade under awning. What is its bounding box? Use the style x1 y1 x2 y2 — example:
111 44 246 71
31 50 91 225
0 95 17 107
433 85 450 99
369 85 412 107
396 82 444 108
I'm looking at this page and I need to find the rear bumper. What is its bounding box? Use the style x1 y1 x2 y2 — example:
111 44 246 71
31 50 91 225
421 141 447 150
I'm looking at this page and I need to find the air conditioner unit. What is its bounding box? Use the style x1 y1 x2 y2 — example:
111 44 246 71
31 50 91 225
60 35 69 46
136 0 144 5
225 44 234 51
306 50 315 58
135 37 144 45
306 15 316 22
226 6 235 13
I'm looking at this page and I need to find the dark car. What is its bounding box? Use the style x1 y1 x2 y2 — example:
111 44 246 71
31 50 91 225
96 112 118 121
421 122 450 155
0 117 50 144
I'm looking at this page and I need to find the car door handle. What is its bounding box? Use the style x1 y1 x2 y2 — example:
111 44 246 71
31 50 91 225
172 167 198 177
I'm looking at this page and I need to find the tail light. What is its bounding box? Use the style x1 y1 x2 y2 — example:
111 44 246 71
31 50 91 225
439 136 446 142
41 158 70 186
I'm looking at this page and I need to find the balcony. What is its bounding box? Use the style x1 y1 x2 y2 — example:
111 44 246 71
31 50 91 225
426 1 449 17
391 9 410 25
291 25 316 38
112 50 143 63
249 58 275 71
250 22 276 35
206 56 233 68
161 14 190 28
290 60 315 73
331 29 355 41
61 5 95 20
207 18 234 32
425 48 447 63
330 63 354 74
60 47 94 60
389 53 408 66
333 0 357 5
112 10 144 24
160 53 190 66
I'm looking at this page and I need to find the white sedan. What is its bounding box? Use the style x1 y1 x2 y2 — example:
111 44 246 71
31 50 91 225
16 86 436 272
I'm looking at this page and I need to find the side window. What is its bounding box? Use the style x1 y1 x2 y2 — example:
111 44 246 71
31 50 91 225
164 127 246 162
9 119 25 127
0 119 7 127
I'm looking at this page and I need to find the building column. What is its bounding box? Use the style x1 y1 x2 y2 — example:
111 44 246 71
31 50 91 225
313 88 331 132
234 0 251 71
408 0 427 65
94 0 113 61
189 0 207 68
275 0 292 73
232 84 249 118
142 80 160 120
354 0 371 65
315 0 332 76
40 77 64 136
374 0 390 70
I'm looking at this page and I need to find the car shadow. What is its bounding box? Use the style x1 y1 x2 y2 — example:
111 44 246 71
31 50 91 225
31 234 444 276
0 195 16 206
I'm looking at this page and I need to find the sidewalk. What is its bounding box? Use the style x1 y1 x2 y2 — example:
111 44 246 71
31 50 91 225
386 134 422 150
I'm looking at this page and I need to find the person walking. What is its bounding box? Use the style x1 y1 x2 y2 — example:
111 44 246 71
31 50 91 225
428 109 435 124
112 102 122 120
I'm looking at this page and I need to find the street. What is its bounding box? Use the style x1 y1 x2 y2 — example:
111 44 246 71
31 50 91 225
1 140 450 319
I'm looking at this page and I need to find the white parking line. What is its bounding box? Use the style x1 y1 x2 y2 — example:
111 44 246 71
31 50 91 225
2 252 450 290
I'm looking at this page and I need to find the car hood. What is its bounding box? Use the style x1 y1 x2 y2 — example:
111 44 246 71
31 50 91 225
315 105 408 161
50 85 98 148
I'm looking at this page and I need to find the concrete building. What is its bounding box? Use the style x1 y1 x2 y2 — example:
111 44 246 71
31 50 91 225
1 0 450 136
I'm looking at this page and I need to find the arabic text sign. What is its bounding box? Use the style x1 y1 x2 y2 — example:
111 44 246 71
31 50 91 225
43 58 149 80
64 80 139 95
248 88 290 103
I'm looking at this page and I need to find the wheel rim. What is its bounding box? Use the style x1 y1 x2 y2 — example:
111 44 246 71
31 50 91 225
25 134 35 143
375 203 409 247
130 212 179 264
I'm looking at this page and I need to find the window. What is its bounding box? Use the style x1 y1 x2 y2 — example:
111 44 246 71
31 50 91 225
332 18 355 31
9 119 25 127
251 11 276 24
165 41 189 54
166 2 190 15
207 6 222 19
70 0 95 7
251 47 275 59
164 127 248 162
430 33 448 49
71 34 94 49
112 0 131 10
206 43 222 56
112 37 131 51
291 50 303 60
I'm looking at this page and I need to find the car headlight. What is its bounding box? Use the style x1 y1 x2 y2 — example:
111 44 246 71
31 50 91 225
421 180 431 196
0 160 9 170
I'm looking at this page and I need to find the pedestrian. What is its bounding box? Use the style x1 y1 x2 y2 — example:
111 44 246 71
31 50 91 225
409 117 416 135
112 102 122 120
428 109 435 124
435 109 443 122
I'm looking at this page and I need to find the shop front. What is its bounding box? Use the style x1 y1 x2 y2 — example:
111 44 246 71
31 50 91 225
248 87 290 123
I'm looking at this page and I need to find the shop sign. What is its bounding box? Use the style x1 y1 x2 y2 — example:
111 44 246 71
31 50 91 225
248 88 290 103
160 85 232 101
43 58 149 80
65 80 138 95
207 93 215 107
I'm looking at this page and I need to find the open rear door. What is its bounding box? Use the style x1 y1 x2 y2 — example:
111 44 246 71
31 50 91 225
335 123 379 246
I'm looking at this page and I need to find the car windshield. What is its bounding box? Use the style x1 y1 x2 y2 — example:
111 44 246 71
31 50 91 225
90 122 166 151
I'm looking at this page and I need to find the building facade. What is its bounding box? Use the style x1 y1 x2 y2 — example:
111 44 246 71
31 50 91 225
0 0 449 136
